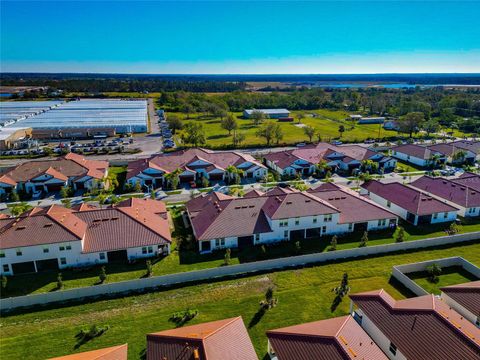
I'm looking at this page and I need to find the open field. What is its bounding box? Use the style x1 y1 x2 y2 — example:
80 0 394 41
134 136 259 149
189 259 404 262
175 109 400 148
409 265 479 295
1 242 479 360
2 210 480 299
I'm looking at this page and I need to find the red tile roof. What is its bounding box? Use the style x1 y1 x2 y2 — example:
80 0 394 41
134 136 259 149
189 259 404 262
0 200 171 251
3 154 108 183
350 289 480 360
392 143 439 160
147 317 258 360
0 174 16 186
361 180 458 215
411 175 480 208
441 280 480 318
48 344 128 360
309 183 397 224
267 315 388 360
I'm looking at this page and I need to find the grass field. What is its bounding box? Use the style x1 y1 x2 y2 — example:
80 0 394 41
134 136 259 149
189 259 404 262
409 265 479 295
175 109 400 148
0 242 479 360
2 211 480 299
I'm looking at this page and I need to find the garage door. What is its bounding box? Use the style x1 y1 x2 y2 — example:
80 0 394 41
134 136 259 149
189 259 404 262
180 175 194 183
35 258 59 272
107 250 128 263
353 222 368 232
290 229 305 241
306 227 321 238
11 261 36 274
209 173 223 181
47 183 64 192
238 236 254 249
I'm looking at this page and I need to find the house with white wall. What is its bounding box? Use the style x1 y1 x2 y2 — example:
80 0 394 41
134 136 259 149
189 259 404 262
391 143 445 167
0 198 171 275
410 175 480 217
428 143 476 165
126 148 267 189
186 183 398 253
361 180 458 225
350 289 480 360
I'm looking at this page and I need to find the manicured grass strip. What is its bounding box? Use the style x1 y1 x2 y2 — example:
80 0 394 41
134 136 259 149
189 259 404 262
409 265 479 295
0 243 479 360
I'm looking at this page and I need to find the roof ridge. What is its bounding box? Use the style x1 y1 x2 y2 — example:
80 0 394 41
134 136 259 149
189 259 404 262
202 316 241 340
116 206 170 241
46 210 85 240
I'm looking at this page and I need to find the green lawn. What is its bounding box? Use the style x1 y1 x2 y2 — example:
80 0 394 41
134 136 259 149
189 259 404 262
175 110 399 148
394 159 426 173
2 212 480 299
409 266 479 295
0 242 479 360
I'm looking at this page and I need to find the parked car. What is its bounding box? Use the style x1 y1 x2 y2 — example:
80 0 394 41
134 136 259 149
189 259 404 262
331 140 343 145
364 139 375 144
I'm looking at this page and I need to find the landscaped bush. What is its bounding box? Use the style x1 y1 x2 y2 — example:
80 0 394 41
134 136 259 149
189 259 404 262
169 309 199 326
426 263 442 283
75 324 109 348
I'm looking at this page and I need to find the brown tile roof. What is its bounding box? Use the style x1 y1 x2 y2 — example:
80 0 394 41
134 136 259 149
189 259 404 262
453 140 480 155
0 174 16 186
392 143 439 160
0 205 86 250
453 172 480 192
361 180 458 215
411 176 480 208
350 289 480 360
147 317 258 360
428 143 474 157
309 183 397 224
127 148 265 180
243 189 265 198
267 315 388 360
4 154 108 183
0 200 171 251
48 344 128 360
441 280 480 317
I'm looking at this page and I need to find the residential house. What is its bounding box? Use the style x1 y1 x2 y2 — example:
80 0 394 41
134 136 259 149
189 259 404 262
390 144 445 167
263 142 396 177
361 180 458 225
0 198 171 275
441 281 480 327
452 140 480 161
410 175 480 217
452 172 480 192
266 315 388 360
428 143 476 165
126 148 267 189
186 183 397 253
49 344 128 360
243 108 290 119
146 317 258 360
350 289 480 360
0 153 108 195
358 117 385 124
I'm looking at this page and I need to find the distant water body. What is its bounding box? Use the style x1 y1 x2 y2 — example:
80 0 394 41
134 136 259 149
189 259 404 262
314 83 426 89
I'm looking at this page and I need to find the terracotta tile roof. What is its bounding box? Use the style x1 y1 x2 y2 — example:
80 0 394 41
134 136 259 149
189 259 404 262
0 205 86 250
392 143 439 159
0 174 16 186
350 289 480 360
127 148 265 180
453 140 480 155
147 317 257 360
48 344 128 360
441 280 480 318
264 143 378 170
309 183 397 224
411 176 480 208
71 203 100 212
4 154 108 183
361 180 458 215
0 200 171 251
267 315 388 360
42 166 69 181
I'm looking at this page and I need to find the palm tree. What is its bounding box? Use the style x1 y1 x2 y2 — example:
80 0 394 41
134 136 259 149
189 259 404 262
316 160 328 177
225 165 237 184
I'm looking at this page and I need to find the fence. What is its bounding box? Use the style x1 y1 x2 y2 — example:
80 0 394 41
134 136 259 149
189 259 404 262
1 231 479 311
391 256 480 296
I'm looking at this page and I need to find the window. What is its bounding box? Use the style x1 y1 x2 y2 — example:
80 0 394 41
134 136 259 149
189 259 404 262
99 253 105 260
387 200 391 208
142 247 147 254
255 234 260 243
59 246 65 251
279 219 288 227
43 247 49 253
324 214 333 222
60 257 66 265
348 223 353 231
313 216 317 224
378 219 386 227
16 249 22 256
148 246 153 254
444 212 448 219
432 213 438 220
0 252 5 258
215 238 225 247
66 245 72 250
295 217 300 226
322 226 327 234
389 342 397 356
283 230 289 240
2 265 8 272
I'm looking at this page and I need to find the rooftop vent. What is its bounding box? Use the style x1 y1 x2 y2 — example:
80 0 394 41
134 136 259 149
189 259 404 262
16 226 26 230
286 201 292 205
44 223 53 227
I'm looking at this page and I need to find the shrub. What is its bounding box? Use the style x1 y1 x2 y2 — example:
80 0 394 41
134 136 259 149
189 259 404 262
75 324 109 347
1 275 7 292
145 260 153 277
329 235 338 251
260 287 278 310
56 272 63 290
99 266 107 284
9 191 19 202
393 226 407 243
294 241 301 254
170 309 199 326
332 273 350 298
359 231 368 247
224 248 231 266
426 263 442 283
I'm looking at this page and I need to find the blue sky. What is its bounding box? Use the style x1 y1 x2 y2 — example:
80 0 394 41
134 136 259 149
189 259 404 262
1 1 480 74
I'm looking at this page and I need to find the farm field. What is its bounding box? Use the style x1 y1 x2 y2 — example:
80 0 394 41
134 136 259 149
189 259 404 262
0 242 479 360
2 211 480 299
175 109 399 148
